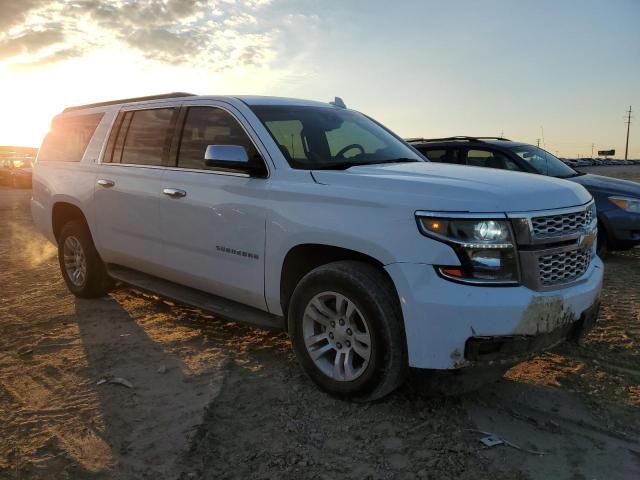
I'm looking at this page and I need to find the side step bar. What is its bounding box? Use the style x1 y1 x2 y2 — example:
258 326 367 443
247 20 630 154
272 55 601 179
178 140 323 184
107 265 285 330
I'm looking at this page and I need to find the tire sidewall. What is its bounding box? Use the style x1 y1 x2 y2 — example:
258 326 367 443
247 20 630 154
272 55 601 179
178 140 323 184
289 266 398 399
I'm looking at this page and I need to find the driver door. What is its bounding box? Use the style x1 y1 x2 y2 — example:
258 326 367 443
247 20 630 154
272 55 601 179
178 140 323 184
156 102 270 310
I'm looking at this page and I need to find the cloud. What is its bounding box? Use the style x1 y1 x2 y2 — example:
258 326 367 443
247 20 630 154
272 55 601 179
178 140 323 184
0 0 296 69
0 0 50 31
0 29 65 61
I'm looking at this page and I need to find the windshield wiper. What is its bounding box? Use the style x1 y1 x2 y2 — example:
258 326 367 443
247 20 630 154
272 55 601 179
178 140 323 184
311 158 420 171
557 172 586 179
371 158 422 165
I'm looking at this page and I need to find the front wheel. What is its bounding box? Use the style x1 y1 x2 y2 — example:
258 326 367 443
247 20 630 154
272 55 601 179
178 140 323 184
289 261 407 401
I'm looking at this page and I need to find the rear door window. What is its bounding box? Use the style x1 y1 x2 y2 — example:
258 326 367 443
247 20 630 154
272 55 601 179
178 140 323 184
419 148 464 164
38 113 104 162
105 108 176 166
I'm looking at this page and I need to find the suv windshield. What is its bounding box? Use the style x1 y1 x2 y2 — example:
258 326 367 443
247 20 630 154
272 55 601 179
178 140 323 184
508 145 579 178
250 105 423 169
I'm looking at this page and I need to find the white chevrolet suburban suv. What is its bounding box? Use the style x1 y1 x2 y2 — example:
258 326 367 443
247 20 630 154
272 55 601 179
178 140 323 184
32 93 603 400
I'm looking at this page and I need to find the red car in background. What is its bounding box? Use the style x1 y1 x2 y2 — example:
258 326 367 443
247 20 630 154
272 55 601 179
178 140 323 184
0 147 37 188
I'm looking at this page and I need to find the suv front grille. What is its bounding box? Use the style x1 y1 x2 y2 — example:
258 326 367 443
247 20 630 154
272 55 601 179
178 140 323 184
509 201 596 290
531 208 593 237
538 248 590 287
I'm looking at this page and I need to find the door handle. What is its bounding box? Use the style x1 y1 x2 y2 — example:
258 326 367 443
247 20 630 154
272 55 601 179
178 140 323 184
163 188 187 198
97 179 115 188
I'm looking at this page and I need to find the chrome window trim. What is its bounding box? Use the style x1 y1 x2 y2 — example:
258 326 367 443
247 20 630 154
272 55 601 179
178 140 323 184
97 102 267 179
99 162 250 178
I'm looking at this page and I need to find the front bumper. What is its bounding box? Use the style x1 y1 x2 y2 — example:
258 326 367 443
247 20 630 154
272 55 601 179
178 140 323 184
385 256 603 369
601 209 640 246
464 300 599 364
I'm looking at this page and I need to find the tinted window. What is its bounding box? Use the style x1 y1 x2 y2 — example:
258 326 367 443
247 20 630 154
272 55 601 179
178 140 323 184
325 120 387 157
264 119 306 162
466 149 521 170
115 108 175 166
177 107 263 173
39 113 104 162
419 148 465 164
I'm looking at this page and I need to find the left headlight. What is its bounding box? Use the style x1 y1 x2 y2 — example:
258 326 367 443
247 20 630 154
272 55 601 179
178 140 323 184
416 215 519 284
609 196 640 213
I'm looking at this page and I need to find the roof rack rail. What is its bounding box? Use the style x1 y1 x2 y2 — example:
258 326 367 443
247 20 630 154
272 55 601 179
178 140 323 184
406 136 511 143
63 92 196 112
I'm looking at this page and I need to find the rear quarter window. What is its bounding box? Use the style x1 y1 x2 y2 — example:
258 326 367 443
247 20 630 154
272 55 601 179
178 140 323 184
38 113 104 162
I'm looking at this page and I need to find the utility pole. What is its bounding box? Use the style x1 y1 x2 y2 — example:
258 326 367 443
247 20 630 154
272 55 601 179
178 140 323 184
624 106 632 160
536 138 540 147
591 143 594 159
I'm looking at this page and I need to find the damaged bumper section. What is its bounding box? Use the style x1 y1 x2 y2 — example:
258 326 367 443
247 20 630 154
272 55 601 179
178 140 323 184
385 256 603 370
464 300 600 364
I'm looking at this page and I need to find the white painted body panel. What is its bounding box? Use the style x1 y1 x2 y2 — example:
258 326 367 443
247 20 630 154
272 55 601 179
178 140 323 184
31 95 603 370
93 164 167 276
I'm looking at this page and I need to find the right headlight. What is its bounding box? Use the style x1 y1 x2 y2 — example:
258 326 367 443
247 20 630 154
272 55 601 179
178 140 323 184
416 214 519 284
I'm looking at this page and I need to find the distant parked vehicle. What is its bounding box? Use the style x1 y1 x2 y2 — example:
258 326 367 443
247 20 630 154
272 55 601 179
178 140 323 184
10 158 33 188
408 136 640 254
0 158 33 188
0 147 36 188
0 159 12 186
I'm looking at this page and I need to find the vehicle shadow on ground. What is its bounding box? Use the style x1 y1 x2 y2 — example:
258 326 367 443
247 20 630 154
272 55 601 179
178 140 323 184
69 294 228 479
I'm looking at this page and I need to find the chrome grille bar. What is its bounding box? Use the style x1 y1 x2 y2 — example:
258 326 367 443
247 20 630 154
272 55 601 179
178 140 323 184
507 200 596 291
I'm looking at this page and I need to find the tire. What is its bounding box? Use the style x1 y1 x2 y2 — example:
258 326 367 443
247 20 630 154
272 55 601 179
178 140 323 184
289 261 408 401
57 220 112 298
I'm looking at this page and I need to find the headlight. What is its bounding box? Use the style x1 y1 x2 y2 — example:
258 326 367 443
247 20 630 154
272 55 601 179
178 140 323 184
609 196 640 213
416 215 519 284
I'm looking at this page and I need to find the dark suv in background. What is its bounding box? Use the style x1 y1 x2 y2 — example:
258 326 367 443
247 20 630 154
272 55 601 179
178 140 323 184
408 137 640 254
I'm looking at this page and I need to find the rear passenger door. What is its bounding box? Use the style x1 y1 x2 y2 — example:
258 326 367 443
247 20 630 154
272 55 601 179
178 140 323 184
156 102 270 310
94 105 178 275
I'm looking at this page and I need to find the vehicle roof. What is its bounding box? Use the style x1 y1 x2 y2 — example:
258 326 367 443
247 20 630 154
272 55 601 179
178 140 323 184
234 95 336 108
62 93 339 113
409 138 529 149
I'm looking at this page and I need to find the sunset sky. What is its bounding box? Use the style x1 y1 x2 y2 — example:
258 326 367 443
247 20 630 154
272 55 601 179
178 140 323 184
0 0 638 158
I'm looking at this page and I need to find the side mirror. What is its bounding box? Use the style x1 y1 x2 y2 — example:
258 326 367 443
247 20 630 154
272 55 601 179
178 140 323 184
204 144 267 177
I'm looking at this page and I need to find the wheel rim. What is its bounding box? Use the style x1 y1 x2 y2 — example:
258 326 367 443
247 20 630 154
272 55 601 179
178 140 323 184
302 291 372 382
63 236 87 287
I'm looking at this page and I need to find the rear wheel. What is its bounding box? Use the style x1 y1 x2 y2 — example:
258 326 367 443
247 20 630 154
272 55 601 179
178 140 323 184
289 261 407 401
58 220 111 298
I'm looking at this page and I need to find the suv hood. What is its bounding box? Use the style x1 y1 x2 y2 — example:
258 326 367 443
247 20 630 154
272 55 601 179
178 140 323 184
569 173 640 197
311 162 592 213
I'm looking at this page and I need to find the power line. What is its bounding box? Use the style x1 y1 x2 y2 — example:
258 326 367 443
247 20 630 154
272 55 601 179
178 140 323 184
624 106 632 161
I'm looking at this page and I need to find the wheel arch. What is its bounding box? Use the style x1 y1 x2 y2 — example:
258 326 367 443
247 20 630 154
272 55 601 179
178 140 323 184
279 243 401 333
52 201 89 244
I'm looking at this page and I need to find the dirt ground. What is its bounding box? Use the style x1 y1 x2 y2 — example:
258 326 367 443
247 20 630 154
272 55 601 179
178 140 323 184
1 167 639 480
